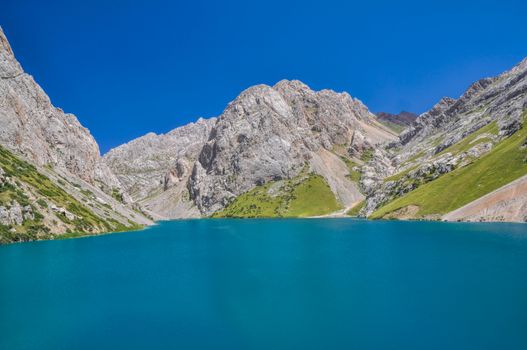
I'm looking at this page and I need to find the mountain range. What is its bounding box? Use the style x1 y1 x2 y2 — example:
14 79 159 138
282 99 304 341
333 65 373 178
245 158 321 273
1 27 526 243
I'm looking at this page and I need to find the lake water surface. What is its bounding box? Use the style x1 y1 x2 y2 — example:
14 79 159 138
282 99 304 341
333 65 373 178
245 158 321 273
1 219 526 350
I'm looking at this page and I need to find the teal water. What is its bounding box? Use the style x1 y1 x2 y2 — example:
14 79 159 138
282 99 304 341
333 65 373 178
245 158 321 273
1 219 526 350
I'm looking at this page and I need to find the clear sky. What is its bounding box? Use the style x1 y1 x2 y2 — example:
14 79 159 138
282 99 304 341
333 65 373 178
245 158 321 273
2 0 526 153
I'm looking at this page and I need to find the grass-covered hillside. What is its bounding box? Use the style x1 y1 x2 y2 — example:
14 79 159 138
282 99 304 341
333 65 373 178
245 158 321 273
0 146 142 244
212 172 342 218
371 117 527 219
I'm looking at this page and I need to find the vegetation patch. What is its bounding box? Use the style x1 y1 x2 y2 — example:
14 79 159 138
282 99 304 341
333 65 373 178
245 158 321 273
360 148 374 162
0 181 31 207
346 200 365 216
341 157 362 183
111 188 124 203
212 173 342 218
0 146 141 243
371 117 527 219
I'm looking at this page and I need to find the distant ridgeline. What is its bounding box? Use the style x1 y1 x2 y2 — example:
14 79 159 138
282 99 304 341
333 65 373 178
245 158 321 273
1 27 526 243
376 111 418 133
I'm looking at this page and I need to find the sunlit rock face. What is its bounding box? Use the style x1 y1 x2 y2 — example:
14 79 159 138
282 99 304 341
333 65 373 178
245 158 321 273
0 27 119 189
105 77 395 217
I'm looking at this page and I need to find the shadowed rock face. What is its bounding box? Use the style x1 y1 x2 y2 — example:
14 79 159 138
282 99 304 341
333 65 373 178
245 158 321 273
376 111 418 129
0 27 119 189
103 118 217 219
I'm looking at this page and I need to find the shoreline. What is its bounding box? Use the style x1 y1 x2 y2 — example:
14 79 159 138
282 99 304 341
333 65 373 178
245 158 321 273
2 216 525 246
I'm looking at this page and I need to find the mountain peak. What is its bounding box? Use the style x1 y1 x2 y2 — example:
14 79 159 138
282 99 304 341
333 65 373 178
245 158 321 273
273 79 311 91
0 26 23 78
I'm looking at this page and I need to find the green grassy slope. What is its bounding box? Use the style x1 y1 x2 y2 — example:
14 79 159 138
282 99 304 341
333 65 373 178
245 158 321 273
371 118 527 219
212 173 342 218
340 157 361 183
0 146 140 243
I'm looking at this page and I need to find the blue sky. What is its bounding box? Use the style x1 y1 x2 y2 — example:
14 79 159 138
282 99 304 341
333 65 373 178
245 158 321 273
2 0 526 153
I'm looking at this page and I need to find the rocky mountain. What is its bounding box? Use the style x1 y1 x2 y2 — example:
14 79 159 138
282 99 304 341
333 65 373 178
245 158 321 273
376 111 417 133
2 25 526 240
105 80 397 218
189 80 397 215
0 27 152 243
362 57 527 222
104 57 527 223
104 118 216 219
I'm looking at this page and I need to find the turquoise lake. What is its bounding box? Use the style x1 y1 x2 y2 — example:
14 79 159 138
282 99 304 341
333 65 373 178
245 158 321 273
1 219 526 349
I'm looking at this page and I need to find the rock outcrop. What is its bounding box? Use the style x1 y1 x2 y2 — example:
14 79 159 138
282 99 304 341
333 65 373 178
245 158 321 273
0 200 32 226
103 118 216 218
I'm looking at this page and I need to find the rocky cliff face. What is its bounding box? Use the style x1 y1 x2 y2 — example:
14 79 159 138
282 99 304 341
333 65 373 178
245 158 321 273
103 118 216 218
0 27 119 190
105 80 396 217
189 80 396 215
0 27 152 243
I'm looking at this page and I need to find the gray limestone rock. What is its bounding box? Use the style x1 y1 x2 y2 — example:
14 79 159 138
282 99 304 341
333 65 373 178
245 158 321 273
105 80 395 217
0 27 117 188
187 81 395 215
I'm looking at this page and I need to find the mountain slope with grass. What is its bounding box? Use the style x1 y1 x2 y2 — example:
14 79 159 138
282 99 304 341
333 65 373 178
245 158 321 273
0 146 151 243
363 57 527 222
212 171 342 218
370 116 527 219
2 25 526 229
105 57 527 223
443 174 527 222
